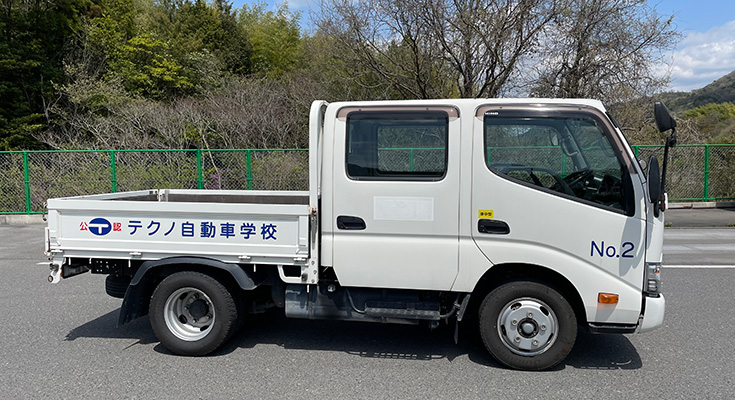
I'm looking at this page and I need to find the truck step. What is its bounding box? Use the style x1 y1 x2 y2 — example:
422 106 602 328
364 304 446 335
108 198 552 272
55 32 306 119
364 301 441 320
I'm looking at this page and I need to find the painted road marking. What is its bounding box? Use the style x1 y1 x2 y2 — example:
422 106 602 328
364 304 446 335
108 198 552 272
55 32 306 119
35 261 733 268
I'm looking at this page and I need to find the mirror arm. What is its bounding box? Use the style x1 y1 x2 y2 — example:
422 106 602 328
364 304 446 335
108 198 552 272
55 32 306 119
659 128 677 211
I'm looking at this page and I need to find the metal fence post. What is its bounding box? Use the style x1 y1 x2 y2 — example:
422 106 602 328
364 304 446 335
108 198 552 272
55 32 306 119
634 145 639 158
704 144 710 202
109 150 118 193
196 149 203 189
23 151 31 213
409 148 415 172
246 150 253 190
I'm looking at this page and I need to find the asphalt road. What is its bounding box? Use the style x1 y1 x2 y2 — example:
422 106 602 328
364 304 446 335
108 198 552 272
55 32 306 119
2 224 734 399
666 207 735 229
664 228 735 265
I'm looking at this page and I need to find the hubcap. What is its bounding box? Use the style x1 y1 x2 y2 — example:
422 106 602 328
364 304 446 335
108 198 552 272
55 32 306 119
519 320 537 337
164 287 215 341
497 298 558 356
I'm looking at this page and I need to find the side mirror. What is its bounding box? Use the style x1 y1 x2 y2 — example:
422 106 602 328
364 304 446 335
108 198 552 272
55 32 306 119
648 155 662 217
549 132 559 146
654 101 676 133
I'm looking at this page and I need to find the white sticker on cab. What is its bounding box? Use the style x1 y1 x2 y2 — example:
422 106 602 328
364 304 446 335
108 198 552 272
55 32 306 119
373 196 434 222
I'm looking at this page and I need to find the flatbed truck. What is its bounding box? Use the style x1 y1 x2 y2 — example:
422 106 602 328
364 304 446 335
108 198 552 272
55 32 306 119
44 99 675 370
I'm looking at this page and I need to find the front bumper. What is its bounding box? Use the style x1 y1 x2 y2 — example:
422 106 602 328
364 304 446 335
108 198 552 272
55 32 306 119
638 294 665 333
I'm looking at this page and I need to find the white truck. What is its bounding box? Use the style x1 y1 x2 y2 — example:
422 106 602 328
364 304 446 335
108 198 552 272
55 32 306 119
44 99 675 370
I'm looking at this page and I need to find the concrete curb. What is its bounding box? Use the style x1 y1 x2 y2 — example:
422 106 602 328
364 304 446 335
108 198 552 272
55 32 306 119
669 201 735 209
0 215 45 225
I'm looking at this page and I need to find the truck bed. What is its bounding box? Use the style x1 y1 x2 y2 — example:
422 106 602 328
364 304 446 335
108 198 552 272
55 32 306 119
46 189 311 266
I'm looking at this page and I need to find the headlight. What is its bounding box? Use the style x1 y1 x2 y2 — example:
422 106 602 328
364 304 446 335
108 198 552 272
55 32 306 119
645 263 662 296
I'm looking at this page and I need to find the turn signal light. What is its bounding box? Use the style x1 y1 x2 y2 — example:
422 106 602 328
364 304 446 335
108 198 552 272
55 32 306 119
598 293 619 304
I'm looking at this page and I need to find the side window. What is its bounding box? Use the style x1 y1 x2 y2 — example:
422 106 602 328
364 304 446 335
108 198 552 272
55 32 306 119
346 111 448 180
484 113 631 213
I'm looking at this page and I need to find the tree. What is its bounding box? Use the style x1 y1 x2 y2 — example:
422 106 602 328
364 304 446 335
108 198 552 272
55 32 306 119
530 0 679 103
123 0 251 96
239 1 303 76
680 102 735 144
298 31 401 101
53 0 254 105
0 0 92 149
212 0 251 75
681 102 735 120
315 0 558 99
110 34 195 99
41 76 314 150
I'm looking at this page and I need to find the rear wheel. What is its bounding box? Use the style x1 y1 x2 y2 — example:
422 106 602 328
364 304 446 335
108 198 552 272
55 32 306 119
479 281 577 370
150 271 238 356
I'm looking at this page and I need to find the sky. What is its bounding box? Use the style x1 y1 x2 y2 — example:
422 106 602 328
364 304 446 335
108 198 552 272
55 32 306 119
652 0 735 91
232 0 735 92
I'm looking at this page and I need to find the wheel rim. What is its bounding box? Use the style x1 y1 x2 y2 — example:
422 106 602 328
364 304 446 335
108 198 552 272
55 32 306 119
497 297 558 356
163 287 215 341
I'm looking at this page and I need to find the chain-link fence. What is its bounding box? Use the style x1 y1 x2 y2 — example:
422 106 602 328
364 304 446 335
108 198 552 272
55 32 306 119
378 148 445 173
0 152 24 213
1 145 734 214
633 145 735 202
0 149 307 213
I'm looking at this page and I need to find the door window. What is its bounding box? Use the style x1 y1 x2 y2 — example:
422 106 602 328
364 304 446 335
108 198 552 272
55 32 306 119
346 111 448 180
484 113 633 214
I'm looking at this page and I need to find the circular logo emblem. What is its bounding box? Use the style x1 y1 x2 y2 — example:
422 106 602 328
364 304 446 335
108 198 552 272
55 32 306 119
88 218 112 236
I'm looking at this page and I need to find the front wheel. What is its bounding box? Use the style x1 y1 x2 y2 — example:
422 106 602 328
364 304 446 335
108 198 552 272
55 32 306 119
149 271 239 356
479 281 577 370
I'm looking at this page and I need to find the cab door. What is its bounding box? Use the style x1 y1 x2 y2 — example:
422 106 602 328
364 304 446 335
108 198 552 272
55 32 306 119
470 104 647 324
330 106 460 290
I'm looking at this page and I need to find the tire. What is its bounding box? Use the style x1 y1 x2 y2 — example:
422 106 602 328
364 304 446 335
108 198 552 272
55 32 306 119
105 275 131 298
149 271 238 356
478 280 577 370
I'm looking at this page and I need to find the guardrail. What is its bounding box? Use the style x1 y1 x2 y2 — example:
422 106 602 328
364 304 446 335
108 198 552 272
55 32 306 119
1 145 734 214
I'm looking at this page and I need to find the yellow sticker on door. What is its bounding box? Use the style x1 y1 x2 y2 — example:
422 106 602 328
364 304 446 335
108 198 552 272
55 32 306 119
478 210 494 219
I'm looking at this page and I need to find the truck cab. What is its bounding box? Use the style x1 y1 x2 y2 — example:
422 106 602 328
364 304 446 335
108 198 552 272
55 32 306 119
310 99 665 368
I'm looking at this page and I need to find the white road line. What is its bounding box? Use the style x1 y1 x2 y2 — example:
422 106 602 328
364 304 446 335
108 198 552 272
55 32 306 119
34 261 734 268
34 262 735 268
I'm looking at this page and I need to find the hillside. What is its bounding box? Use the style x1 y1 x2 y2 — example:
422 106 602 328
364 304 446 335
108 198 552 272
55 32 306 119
663 70 735 112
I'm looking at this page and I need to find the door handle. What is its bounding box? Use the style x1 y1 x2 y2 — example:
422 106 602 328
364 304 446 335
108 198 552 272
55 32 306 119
337 216 366 230
478 219 510 235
